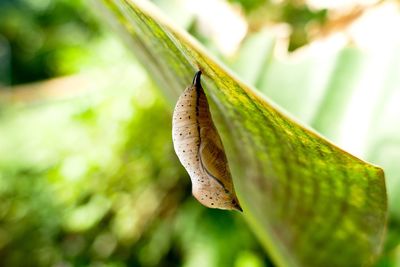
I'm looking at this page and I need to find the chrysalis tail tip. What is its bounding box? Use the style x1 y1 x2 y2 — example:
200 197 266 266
234 202 243 212
235 205 243 212
192 70 202 87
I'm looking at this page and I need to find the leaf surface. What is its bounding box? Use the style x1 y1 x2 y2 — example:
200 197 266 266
97 1 388 266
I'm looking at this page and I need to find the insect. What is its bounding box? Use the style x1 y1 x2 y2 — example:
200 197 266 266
172 71 242 211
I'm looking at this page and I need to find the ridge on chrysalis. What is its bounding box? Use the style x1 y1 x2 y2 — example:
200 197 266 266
172 71 242 212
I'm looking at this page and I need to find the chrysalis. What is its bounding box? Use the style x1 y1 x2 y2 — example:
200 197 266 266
172 71 242 211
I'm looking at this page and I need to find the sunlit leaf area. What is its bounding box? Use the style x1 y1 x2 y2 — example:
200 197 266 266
0 0 399 266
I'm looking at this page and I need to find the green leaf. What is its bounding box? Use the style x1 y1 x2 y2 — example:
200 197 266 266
232 31 400 224
96 1 387 266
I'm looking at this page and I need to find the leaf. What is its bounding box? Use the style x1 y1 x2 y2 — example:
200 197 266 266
234 29 400 223
96 0 388 266
240 35 400 222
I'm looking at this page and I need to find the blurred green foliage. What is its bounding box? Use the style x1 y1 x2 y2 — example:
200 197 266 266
227 0 327 50
0 0 101 85
0 1 273 266
0 69 271 266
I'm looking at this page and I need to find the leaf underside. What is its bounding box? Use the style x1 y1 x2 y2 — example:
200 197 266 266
97 0 387 266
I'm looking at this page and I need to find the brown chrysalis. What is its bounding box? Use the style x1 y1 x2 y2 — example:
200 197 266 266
172 71 242 211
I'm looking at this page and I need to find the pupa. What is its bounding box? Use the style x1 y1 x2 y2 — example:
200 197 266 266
172 71 242 211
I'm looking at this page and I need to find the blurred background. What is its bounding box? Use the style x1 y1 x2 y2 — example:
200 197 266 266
0 0 399 266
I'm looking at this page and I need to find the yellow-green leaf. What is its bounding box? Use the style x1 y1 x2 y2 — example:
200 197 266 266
97 0 388 266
